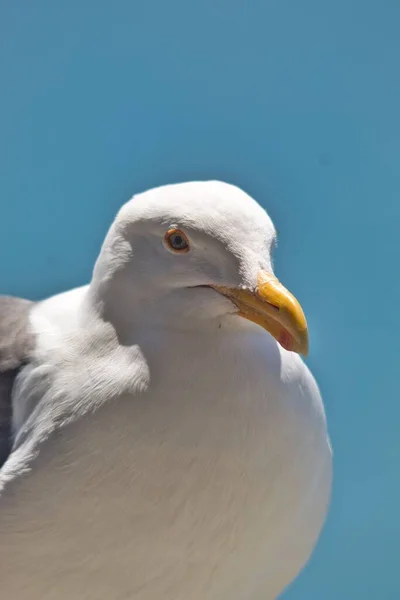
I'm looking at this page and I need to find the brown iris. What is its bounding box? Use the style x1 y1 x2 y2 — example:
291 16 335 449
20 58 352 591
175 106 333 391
164 228 190 253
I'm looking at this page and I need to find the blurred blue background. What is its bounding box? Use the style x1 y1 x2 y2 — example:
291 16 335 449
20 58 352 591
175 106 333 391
1 1 399 597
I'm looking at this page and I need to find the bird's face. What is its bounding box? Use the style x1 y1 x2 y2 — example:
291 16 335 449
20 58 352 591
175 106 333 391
92 181 308 355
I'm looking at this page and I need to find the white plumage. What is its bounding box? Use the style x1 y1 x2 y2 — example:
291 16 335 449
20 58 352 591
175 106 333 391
0 181 332 600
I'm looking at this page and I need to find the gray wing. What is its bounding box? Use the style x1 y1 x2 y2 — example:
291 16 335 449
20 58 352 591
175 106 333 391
0 297 35 468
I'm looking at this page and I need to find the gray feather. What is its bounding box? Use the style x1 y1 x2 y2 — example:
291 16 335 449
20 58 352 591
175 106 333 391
0 296 35 467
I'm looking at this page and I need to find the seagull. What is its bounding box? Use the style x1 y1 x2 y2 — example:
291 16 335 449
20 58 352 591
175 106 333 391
0 181 332 600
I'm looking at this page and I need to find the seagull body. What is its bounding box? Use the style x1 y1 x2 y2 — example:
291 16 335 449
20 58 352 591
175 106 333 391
0 181 332 600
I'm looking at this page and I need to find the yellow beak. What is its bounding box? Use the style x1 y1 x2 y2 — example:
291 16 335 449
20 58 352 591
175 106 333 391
213 272 309 356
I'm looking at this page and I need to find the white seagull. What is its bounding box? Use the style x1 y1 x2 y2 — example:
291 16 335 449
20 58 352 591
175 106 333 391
0 181 332 600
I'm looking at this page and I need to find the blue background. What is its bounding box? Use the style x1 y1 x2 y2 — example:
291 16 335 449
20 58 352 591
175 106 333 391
1 2 399 598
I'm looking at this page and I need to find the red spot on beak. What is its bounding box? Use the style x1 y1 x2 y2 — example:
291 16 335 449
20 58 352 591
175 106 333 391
278 330 294 352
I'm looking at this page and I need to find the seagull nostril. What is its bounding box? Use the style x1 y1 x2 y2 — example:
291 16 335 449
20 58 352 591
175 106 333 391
267 302 280 311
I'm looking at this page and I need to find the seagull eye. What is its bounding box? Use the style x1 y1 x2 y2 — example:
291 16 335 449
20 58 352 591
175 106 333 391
164 229 190 253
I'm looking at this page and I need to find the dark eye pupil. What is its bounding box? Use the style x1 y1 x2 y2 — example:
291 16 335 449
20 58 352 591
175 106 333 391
171 234 187 249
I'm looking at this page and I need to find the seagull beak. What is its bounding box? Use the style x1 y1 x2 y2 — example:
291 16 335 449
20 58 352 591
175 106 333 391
213 272 309 356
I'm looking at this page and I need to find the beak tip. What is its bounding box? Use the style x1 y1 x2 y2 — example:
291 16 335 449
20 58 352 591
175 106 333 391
279 326 309 357
299 333 309 357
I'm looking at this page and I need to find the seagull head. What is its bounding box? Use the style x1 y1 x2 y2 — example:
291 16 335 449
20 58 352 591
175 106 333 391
90 181 308 355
